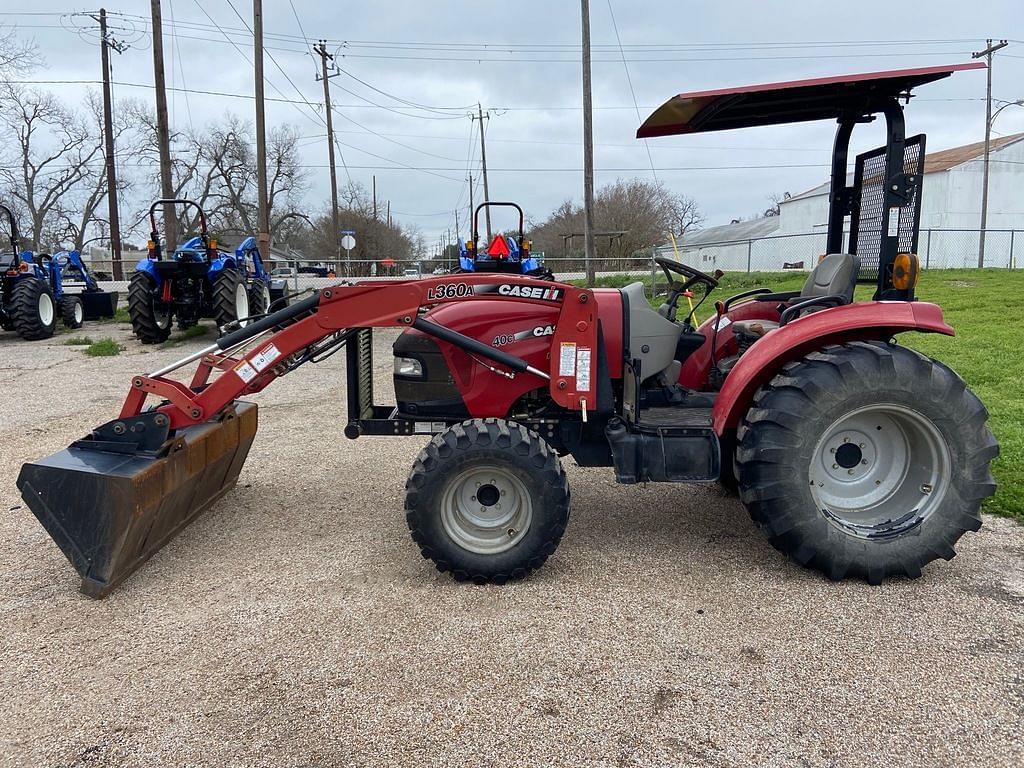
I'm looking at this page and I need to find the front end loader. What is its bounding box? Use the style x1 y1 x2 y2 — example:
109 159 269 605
18 63 998 597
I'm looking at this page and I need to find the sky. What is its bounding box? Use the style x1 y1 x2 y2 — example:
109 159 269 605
2 0 1023 251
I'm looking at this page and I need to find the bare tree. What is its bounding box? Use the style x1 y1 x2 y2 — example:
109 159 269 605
0 24 41 76
528 179 703 265
0 84 104 251
59 91 138 250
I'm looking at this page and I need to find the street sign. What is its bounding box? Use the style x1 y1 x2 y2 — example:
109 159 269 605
340 234 356 251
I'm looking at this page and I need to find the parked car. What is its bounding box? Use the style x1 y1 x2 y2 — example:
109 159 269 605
403 268 420 278
271 267 296 278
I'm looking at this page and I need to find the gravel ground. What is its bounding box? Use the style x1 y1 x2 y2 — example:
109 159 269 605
1 320 1022 768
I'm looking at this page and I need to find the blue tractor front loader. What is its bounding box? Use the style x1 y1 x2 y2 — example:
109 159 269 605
1 202 118 340
129 199 281 344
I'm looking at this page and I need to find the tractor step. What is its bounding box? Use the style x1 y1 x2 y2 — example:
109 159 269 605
606 407 720 485
636 406 713 428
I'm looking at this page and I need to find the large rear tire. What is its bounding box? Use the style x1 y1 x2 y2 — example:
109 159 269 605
128 271 172 344
405 419 571 584
10 279 56 340
735 341 997 584
212 267 249 330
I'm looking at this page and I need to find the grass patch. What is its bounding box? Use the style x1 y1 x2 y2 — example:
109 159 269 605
63 336 94 346
84 338 124 357
580 267 1023 520
161 324 210 347
112 307 131 323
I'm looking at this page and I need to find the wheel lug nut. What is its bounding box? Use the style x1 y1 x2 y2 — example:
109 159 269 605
832 463 838 469
859 443 865 448
861 459 868 465
471 496 476 501
847 469 854 475
507 528 517 537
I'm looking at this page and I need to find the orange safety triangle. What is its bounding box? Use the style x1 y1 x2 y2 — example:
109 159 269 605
487 234 511 258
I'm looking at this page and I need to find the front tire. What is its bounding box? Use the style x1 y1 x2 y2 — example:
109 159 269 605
248 279 271 318
212 267 250 330
60 295 84 328
405 419 571 583
128 271 172 344
735 341 997 584
11 279 56 340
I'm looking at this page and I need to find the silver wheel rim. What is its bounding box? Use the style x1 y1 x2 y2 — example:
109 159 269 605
38 292 54 326
235 282 250 326
440 465 533 555
73 301 83 324
809 403 950 538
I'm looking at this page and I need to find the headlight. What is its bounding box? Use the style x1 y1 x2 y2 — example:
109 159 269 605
394 356 424 378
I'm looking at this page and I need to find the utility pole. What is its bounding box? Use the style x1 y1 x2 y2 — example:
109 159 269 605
97 8 125 279
580 0 597 286
314 40 340 265
372 175 377 220
253 0 271 255
973 39 1008 268
150 0 176 250
473 104 492 240
455 207 460 241
468 174 474 238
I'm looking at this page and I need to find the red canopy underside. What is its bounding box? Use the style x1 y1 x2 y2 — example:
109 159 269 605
636 62 985 138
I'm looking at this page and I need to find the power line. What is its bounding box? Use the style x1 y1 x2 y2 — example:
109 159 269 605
606 0 655 182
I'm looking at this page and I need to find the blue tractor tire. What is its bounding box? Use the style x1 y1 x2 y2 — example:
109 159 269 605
10 278 57 340
128 271 172 344
60 295 84 329
212 266 250 330
248 278 272 318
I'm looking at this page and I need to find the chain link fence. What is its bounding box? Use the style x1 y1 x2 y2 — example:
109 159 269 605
79 228 1020 298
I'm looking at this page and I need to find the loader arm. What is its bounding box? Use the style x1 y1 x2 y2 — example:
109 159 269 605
121 274 599 430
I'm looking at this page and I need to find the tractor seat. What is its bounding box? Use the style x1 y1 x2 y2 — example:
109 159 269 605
732 253 860 338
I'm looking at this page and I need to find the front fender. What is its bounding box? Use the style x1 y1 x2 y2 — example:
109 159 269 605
712 301 954 433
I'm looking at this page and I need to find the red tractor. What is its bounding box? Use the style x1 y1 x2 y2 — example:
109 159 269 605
18 63 997 597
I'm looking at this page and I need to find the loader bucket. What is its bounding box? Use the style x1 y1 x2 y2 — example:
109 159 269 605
81 289 119 320
16 401 258 598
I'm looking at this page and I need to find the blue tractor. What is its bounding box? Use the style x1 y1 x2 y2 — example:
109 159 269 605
457 202 551 278
129 199 284 344
1 202 118 340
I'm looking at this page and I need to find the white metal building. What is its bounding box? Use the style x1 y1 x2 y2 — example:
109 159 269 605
667 133 1024 271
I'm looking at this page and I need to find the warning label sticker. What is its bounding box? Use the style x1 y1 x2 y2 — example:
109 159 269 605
251 343 280 372
887 206 901 237
576 347 592 392
714 315 732 332
234 360 258 383
559 342 577 377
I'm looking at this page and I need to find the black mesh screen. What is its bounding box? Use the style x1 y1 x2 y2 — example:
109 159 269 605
850 134 925 284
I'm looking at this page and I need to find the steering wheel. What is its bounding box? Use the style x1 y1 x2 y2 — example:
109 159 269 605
654 255 721 290
654 256 722 326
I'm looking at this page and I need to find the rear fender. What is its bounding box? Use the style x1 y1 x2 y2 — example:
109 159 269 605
711 301 954 433
134 258 161 288
207 256 238 282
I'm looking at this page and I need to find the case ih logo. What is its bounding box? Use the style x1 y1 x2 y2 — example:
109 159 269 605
425 283 563 303
496 284 562 301
492 324 556 347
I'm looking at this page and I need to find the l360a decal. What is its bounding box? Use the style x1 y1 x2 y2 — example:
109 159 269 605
425 283 562 303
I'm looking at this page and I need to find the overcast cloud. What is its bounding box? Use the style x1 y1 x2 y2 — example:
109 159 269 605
3 0 1023 246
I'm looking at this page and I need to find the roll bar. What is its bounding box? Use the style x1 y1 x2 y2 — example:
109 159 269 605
0 202 20 261
148 199 212 259
472 201 525 246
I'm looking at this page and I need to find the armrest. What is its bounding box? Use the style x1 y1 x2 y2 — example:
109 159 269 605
723 287 771 312
778 294 848 326
755 290 801 303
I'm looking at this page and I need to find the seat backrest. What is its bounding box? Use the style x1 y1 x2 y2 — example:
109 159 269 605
801 253 860 302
